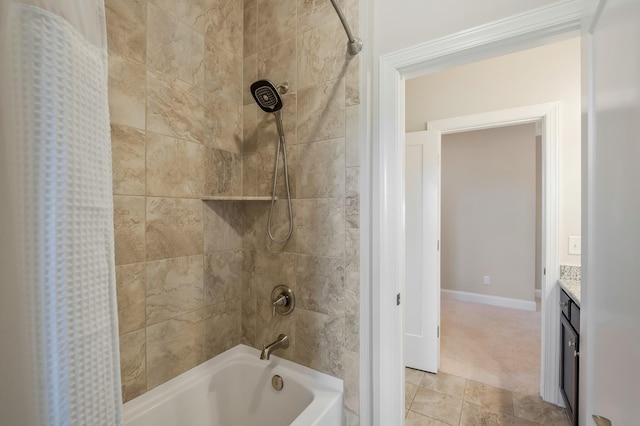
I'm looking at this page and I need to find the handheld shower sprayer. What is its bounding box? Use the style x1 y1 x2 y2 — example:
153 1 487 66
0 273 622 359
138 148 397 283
250 80 294 243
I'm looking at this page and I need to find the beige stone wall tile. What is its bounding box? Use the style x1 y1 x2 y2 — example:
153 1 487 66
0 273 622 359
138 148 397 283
243 104 258 152
257 91 297 147
119 329 146 402
241 202 268 251
114 195 146 265
297 19 346 89
248 250 297 300
116 263 146 335
295 198 344 257
205 95 243 153
244 0 256 9
204 148 242 196
346 166 359 228
242 153 258 196
243 54 257 106
255 298 296 361
204 249 242 305
294 308 344 376
150 0 207 33
146 197 204 260
296 254 344 316
256 145 297 199
111 124 146 196
203 201 243 252
343 349 359 414
345 54 360 106
345 227 359 273
296 138 344 198
256 0 297 52
105 0 147 64
205 42 243 105
241 296 257 346
297 79 345 144
263 201 298 253
241 249 257 297
147 3 204 87
243 5 257 57
345 198 359 231
205 0 243 54
147 70 204 143
203 299 242 359
146 133 204 198
146 255 204 325
297 0 343 34
344 269 359 352
108 55 146 130
258 38 297 92
345 104 360 167
345 166 359 198
146 309 205 389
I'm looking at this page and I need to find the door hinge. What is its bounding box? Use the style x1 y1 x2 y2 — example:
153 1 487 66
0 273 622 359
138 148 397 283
544 267 546 276
437 240 440 251
397 293 401 306
437 326 440 338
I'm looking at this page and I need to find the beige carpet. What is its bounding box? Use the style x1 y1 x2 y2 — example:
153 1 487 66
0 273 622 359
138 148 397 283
439 297 541 396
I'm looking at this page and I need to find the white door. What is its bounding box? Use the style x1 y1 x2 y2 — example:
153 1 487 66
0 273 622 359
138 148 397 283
583 0 640 424
404 130 441 373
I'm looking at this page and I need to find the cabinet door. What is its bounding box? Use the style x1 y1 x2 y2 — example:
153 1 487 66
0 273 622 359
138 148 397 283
560 315 579 425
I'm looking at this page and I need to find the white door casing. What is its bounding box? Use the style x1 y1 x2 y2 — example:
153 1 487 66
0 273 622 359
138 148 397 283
405 130 441 373
369 2 584 424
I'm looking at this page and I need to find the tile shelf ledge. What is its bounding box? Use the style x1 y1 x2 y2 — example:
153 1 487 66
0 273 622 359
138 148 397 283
201 196 276 201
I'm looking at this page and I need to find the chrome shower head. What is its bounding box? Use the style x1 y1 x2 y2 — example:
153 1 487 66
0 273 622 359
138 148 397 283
250 80 283 113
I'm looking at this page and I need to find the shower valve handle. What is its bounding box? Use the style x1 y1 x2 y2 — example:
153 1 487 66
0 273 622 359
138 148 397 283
270 285 296 317
272 294 287 317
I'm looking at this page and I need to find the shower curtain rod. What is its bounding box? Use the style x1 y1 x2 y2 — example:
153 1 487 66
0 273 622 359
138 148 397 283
329 0 363 55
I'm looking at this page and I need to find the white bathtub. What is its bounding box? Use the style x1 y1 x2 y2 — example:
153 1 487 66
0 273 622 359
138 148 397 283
123 344 344 426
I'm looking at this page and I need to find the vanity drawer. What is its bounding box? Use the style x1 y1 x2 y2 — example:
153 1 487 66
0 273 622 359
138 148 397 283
560 290 571 318
570 302 580 331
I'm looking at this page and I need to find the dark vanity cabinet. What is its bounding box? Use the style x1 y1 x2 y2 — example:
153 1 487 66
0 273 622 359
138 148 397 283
560 289 580 425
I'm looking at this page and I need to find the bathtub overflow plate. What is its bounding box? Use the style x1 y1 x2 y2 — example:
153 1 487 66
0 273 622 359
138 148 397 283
272 375 284 391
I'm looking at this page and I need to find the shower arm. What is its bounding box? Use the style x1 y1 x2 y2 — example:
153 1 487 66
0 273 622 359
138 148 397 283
329 0 363 55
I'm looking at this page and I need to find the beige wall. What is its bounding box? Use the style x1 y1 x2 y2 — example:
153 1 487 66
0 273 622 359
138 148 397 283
406 37 581 266
107 0 360 422
441 125 536 301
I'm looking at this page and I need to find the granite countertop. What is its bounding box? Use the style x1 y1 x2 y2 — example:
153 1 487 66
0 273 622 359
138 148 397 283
559 279 581 307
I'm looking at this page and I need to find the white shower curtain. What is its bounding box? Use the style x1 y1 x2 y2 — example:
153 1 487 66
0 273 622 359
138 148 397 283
0 1 122 425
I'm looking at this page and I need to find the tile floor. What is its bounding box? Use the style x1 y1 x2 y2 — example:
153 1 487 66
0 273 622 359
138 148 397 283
405 368 570 426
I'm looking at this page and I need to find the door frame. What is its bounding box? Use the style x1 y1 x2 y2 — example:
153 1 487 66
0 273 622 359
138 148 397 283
427 103 560 398
367 1 586 424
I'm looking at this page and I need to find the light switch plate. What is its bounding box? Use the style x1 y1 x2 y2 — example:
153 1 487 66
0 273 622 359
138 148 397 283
568 236 581 255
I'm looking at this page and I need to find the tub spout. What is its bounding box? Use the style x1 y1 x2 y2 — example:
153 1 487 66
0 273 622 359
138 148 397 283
260 334 289 360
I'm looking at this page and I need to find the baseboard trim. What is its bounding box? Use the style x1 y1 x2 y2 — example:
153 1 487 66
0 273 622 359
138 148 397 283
442 289 537 311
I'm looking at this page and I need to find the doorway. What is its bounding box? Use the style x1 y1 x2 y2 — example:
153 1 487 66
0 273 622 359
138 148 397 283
367 6 585 418
403 100 560 390
406 121 544 394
